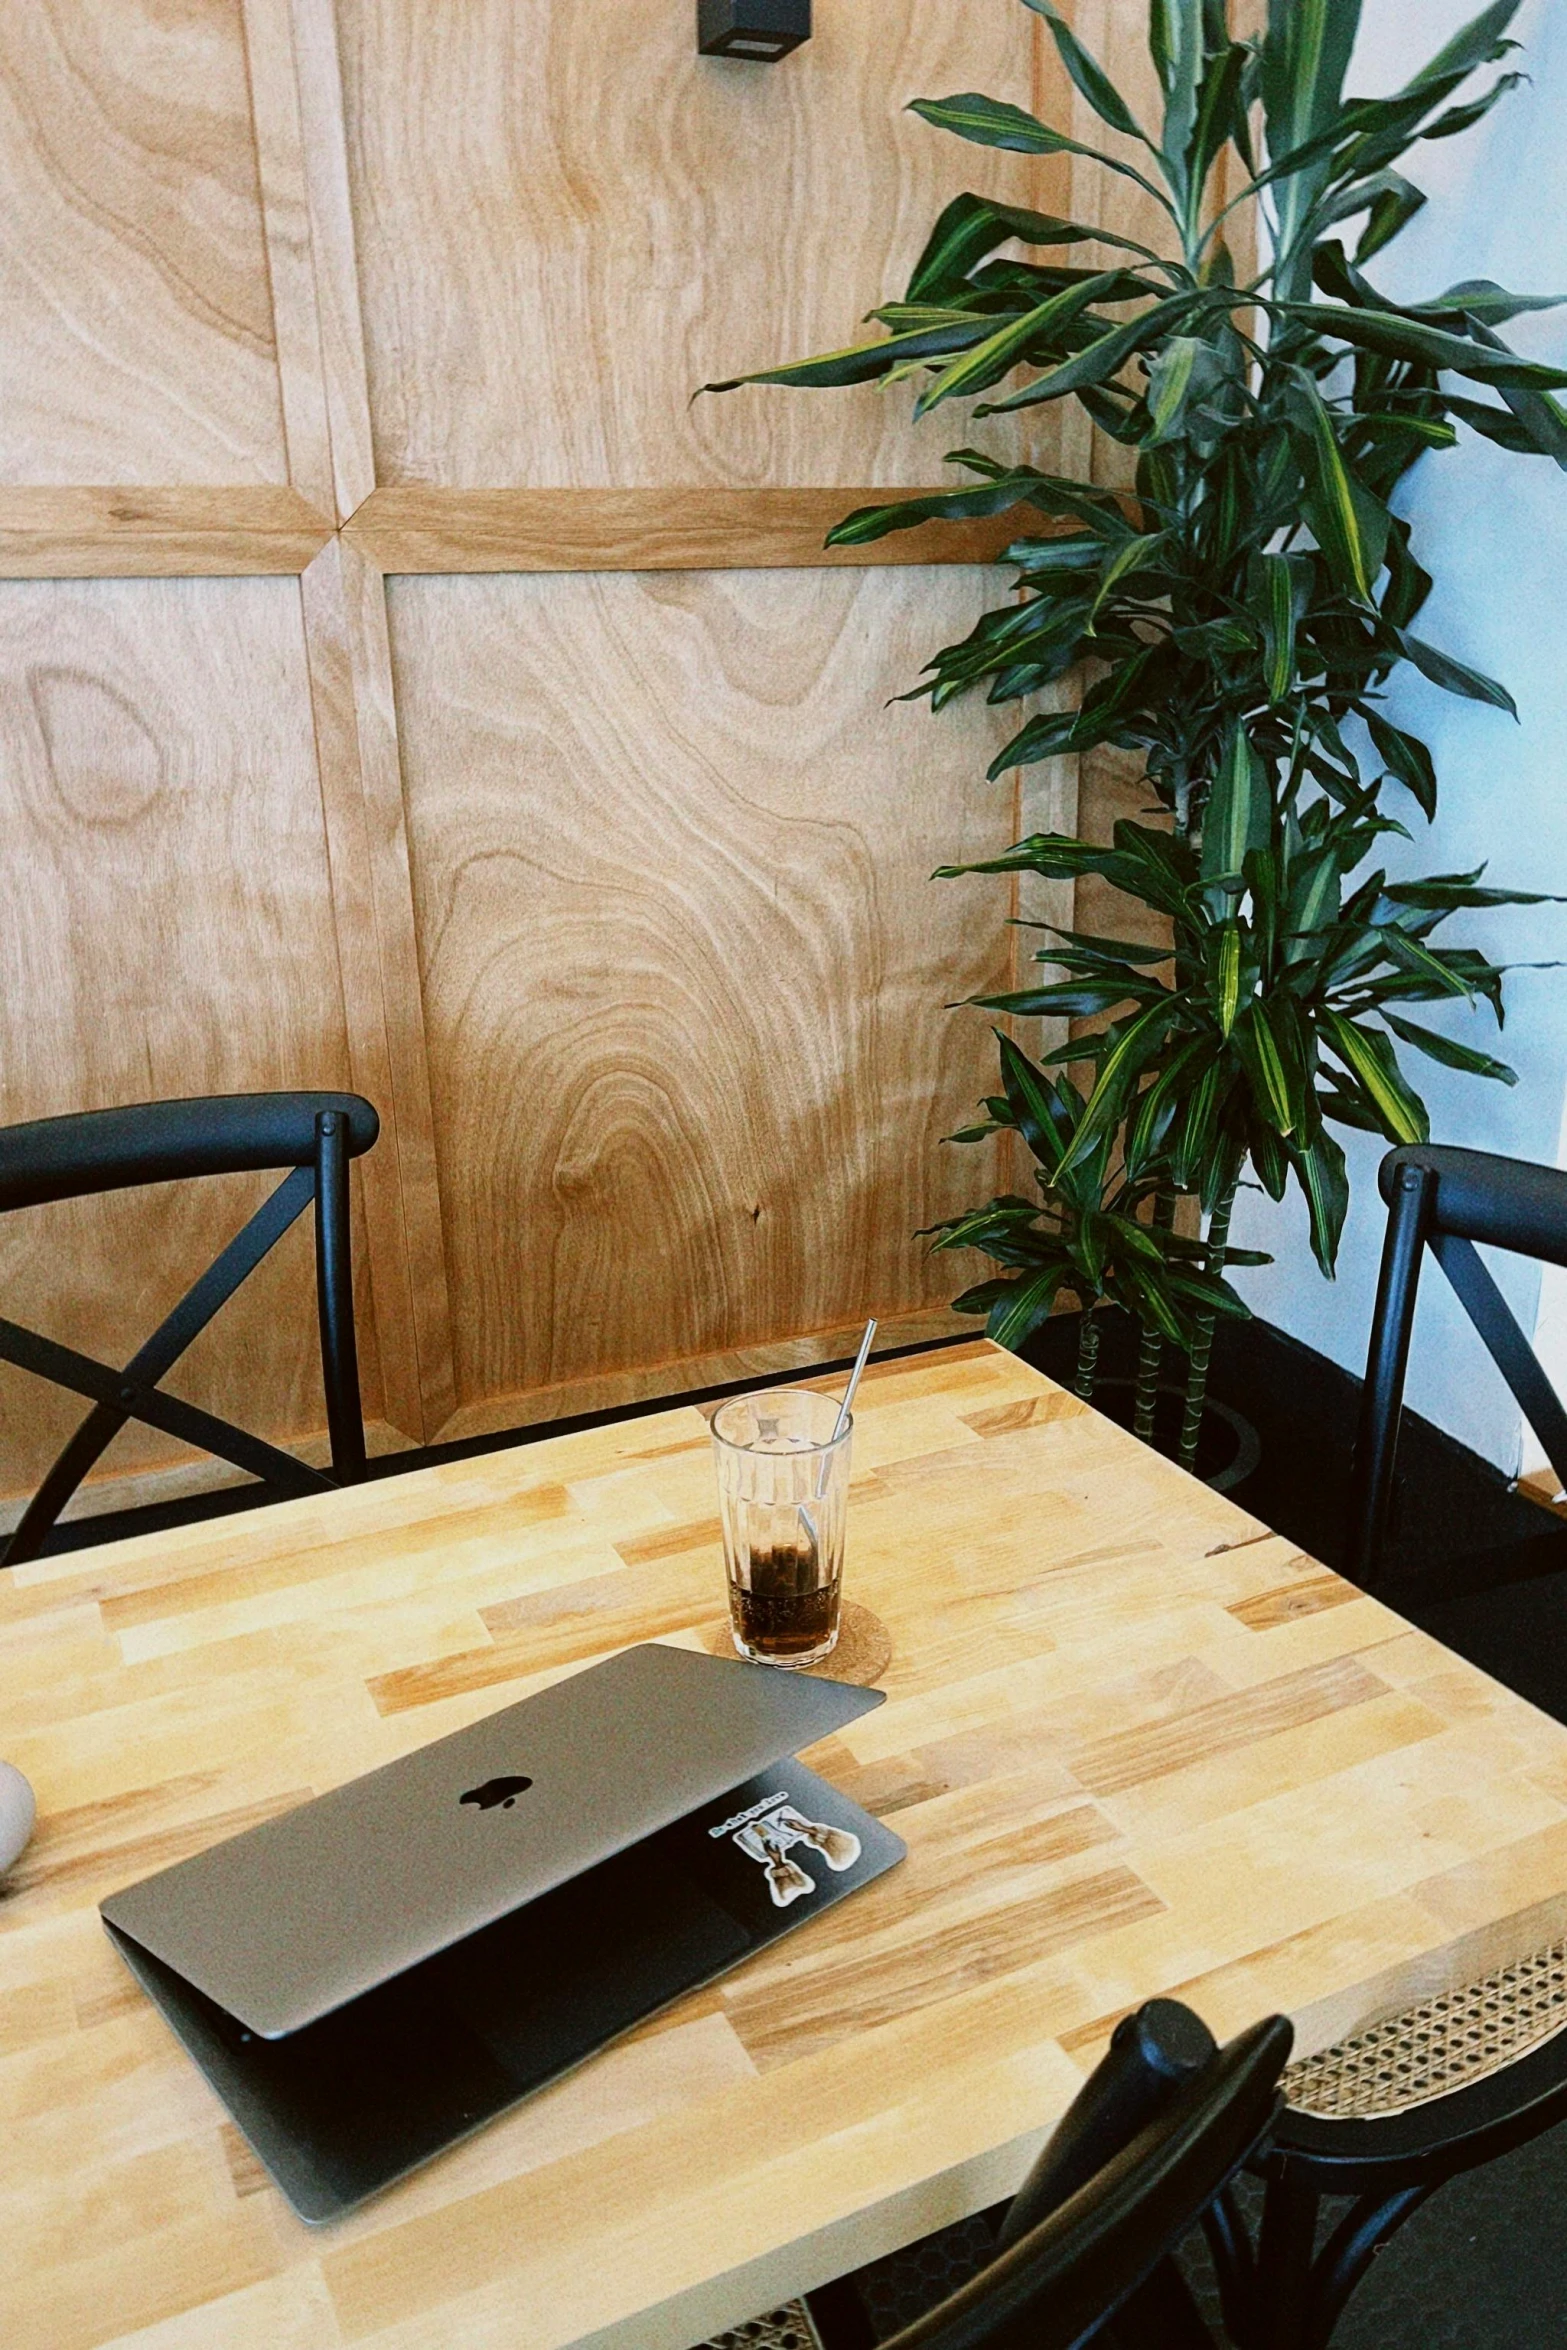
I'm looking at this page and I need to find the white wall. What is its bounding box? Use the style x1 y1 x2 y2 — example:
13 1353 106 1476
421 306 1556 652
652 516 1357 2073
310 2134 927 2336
1230 0 1567 1472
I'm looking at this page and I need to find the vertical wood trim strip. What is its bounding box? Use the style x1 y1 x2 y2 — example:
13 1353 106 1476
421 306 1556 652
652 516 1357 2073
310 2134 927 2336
288 0 377 519
238 0 335 513
299 541 423 1439
299 541 454 1439
337 543 457 1434
272 0 453 1437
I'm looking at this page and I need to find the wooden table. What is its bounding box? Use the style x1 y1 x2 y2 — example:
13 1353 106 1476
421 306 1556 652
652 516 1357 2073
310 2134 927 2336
8 1339 1567 2350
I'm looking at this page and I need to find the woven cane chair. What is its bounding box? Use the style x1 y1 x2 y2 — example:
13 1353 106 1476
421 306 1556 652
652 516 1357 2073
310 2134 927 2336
699 1999 1293 2350
1220 1143 1567 2349
0 1092 378 1566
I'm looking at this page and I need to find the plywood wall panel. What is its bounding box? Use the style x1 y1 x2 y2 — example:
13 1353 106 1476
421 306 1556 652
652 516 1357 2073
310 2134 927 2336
0 0 288 486
0 576 382 1497
388 566 1023 1412
335 0 1057 489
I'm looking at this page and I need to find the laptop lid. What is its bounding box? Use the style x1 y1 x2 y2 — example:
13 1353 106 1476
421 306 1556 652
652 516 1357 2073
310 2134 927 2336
100 1643 883 2038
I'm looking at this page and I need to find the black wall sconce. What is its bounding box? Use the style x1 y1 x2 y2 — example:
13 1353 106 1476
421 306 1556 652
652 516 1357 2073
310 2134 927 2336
698 0 810 62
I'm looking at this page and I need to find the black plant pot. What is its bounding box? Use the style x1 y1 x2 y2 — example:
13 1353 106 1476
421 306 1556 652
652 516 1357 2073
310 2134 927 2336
1084 1376 1261 1493
1017 1311 1261 1494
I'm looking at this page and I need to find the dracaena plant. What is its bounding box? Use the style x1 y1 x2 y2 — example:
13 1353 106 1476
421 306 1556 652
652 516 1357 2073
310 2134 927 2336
704 0 1567 1463
925 1032 1263 1405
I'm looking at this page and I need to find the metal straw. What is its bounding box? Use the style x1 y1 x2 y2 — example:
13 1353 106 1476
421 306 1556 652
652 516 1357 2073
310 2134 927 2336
803 1317 876 1534
831 1317 877 1444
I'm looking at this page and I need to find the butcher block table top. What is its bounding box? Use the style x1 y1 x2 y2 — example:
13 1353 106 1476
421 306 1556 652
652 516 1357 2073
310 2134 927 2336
8 1338 1567 2350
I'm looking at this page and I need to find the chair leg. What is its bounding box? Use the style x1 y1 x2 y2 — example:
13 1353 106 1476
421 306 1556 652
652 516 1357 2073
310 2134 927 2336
1252 2167 1321 2350
1202 2183 1261 2348
1346 1161 1434 1590
315 1108 366 1482
1301 2185 1434 2349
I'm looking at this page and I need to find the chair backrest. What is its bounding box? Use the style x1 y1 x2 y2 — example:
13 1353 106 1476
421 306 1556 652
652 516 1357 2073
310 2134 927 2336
876 2002 1292 2350
0 1092 379 1566
1349 1143 1567 1587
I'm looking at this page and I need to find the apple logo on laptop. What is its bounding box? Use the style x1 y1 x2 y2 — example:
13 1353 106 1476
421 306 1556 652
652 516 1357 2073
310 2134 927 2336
460 1774 533 1812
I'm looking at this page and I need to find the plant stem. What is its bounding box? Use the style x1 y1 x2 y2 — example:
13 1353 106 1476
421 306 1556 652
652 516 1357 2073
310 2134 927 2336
1178 1181 1238 1471
1134 1193 1176 1443
1074 1307 1101 1402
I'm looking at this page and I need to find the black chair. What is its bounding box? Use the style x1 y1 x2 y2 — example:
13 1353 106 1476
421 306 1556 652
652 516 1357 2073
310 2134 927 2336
785 2000 1293 2350
1348 1141 1567 1592
0 1092 378 1566
1230 1141 1567 2349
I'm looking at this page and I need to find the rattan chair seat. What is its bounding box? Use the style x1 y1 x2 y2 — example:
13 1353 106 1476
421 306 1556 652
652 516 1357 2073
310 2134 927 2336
693 2301 823 2350
1283 1938 1567 2122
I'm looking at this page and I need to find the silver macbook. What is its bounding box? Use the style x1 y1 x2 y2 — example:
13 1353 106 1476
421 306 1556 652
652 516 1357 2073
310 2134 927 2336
101 1642 904 2219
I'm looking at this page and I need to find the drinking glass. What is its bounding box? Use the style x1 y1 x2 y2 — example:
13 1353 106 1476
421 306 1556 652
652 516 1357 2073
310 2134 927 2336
710 1388 851 1667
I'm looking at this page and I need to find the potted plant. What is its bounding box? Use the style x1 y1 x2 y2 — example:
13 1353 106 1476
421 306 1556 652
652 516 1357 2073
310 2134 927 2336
706 0 1563 1466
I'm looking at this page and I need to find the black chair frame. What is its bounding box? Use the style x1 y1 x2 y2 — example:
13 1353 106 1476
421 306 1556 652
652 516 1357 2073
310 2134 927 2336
1226 1140 1567 2348
1348 1142 1567 1590
0 1092 378 1567
807 2000 1293 2350
1230 2021 1567 2350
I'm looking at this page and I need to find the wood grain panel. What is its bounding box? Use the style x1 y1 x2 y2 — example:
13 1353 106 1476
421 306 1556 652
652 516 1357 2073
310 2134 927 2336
0 575 384 1505
334 0 1059 488
10 1343 1567 2350
387 565 1026 1419
0 0 287 486
0 487 331 578
344 487 1052 574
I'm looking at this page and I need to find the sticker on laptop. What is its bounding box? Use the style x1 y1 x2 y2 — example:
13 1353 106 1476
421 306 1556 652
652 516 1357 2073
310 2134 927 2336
709 1791 861 1908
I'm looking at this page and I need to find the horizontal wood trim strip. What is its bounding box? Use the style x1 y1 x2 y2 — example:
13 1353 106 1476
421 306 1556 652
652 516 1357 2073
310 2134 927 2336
341 486 1048 573
0 487 1134 577
429 1302 977 1446
0 487 334 577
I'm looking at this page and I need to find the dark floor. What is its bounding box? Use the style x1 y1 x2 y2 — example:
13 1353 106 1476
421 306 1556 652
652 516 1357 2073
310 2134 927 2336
37 1313 1567 2345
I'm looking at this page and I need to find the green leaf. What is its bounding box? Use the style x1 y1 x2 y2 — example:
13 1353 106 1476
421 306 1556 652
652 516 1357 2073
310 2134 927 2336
908 92 1074 154
1257 551 1297 702
988 1269 1068 1351
937 833 1118 883
1202 723 1270 880
1235 1001 1299 1134
1365 713 1437 818
1090 530 1172 619
1427 278 1567 327
906 194 1144 302
974 979 1150 1019
1447 395 1567 463
1383 870 1562 910
1284 369 1388 600
1382 1010 1517 1082
914 273 1131 417
996 1032 1072 1167
908 94 1169 206
1023 0 1145 138
1377 925 1475 1001
1145 335 1230 445
1398 630 1517 716
1152 0 1204 182
1290 1129 1350 1276
1060 1000 1179 1174
1319 1009 1430 1142
1283 303 1567 390
701 317 990 397
825 476 1065 548
1355 173 1427 261
976 291 1207 415
1403 0 1522 97
1214 922 1242 1038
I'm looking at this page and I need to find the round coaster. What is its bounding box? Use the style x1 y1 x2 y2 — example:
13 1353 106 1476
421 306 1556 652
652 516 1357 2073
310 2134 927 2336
702 1600 892 1688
